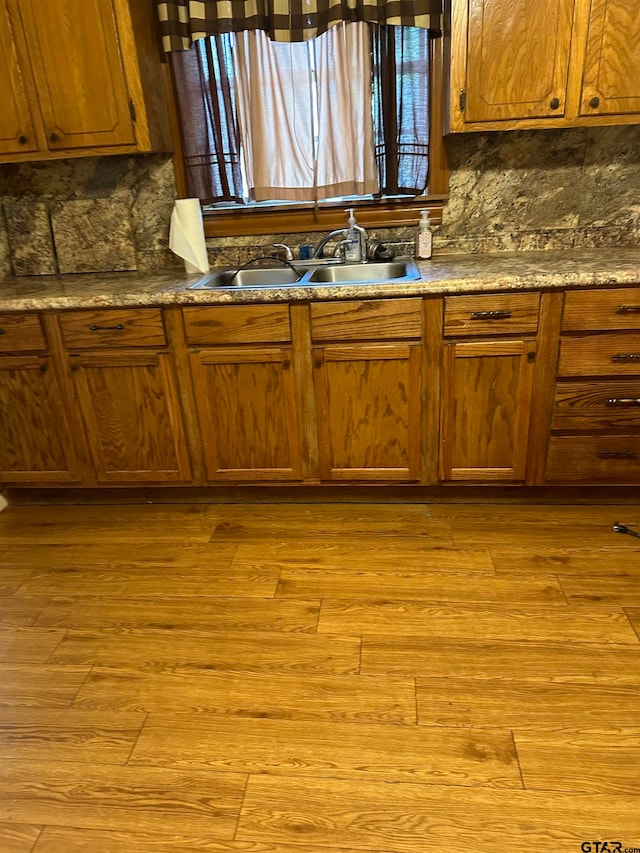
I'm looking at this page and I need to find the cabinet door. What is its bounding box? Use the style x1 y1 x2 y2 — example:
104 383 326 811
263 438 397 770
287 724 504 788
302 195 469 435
0 355 80 483
0 1 39 155
17 0 135 151
190 347 303 482
313 344 422 482
441 339 536 481
458 0 575 123
580 0 640 117
69 350 191 483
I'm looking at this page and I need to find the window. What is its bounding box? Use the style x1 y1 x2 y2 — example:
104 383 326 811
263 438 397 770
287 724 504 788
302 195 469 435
169 24 447 236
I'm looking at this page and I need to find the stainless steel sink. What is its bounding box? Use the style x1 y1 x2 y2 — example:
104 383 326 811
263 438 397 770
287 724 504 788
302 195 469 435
189 257 421 289
191 267 302 288
307 260 419 283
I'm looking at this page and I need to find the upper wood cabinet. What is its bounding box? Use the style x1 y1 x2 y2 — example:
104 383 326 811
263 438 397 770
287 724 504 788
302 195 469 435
0 0 172 163
446 0 640 132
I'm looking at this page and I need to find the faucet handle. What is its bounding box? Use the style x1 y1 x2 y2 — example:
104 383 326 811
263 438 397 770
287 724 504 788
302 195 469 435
272 243 294 261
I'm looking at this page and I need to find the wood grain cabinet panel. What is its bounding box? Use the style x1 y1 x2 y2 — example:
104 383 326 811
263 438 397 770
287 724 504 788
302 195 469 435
183 305 292 346
558 334 640 377
190 347 303 482
0 0 38 155
545 286 640 484
0 0 171 164
441 339 537 481
0 354 80 483
460 0 574 124
580 0 640 117
313 344 422 481
17 0 135 151
68 350 191 483
546 435 640 482
447 0 640 131
59 309 167 348
562 287 640 331
310 299 422 341
0 313 46 352
443 293 540 337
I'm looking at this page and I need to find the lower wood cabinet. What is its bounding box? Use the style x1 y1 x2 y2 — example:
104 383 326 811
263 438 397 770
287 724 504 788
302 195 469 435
313 343 422 481
0 354 81 482
189 346 303 481
68 349 191 483
2 285 638 493
440 339 537 481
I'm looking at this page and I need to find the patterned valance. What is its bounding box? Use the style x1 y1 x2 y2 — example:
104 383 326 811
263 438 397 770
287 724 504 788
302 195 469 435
157 0 441 51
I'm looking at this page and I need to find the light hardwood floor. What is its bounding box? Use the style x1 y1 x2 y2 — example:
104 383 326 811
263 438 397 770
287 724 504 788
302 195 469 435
0 500 639 852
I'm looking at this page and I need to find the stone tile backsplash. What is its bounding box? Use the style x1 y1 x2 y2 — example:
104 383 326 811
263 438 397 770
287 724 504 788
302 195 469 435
0 124 639 277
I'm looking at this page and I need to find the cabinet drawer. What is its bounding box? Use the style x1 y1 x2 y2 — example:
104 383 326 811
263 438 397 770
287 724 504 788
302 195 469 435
0 313 46 352
558 333 640 376
183 305 291 345
546 435 640 483
443 293 540 337
562 287 640 331
552 380 640 430
59 309 166 348
310 298 422 341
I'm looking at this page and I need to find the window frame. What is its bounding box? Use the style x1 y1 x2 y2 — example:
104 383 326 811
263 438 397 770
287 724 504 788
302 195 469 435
169 32 448 237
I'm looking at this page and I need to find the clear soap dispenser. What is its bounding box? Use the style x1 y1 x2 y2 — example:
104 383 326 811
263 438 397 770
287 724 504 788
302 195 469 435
415 210 433 260
344 208 363 262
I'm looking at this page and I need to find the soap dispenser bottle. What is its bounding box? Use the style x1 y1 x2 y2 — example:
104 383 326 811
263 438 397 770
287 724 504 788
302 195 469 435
415 210 433 260
344 208 363 262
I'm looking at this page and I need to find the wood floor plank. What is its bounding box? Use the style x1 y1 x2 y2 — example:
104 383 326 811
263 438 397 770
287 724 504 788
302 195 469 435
515 730 640 794
0 709 145 764
416 679 640 730
362 637 640 683
236 775 640 853
0 569 34 595
1 542 238 571
72 667 417 723
0 596 51 627
277 570 565 604
0 628 66 663
626 608 640 638
0 664 91 708
0 505 218 544
36 596 320 633
232 540 492 573
49 629 361 675
0 760 246 836
16 566 278 599
0 821 42 853
130 715 521 788
33 825 370 853
559 574 640 607
318 601 639 643
208 504 449 541
450 516 630 549
491 545 640 576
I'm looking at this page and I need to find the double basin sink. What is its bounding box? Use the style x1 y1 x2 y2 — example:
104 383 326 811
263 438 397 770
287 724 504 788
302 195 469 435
189 257 421 290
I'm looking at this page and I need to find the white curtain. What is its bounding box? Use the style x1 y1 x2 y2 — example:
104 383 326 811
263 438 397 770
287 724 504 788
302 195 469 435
233 22 379 201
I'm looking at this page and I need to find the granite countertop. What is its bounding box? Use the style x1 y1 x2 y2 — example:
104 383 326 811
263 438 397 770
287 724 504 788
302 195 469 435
0 247 639 312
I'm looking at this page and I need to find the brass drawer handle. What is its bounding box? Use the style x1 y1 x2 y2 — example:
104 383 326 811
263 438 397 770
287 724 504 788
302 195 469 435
616 305 640 314
606 398 640 407
611 353 640 361
469 310 512 320
89 323 125 332
597 449 638 460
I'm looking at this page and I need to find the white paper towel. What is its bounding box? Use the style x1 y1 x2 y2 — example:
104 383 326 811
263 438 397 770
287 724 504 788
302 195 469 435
169 198 210 274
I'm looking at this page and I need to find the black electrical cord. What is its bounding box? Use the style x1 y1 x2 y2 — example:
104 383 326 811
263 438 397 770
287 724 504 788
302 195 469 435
613 523 640 540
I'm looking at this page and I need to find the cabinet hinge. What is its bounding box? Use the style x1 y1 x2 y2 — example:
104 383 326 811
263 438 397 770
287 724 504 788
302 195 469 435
129 100 137 122
459 89 466 112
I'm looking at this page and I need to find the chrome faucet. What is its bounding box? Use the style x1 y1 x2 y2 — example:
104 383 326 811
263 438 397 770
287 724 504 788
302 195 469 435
312 226 368 261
